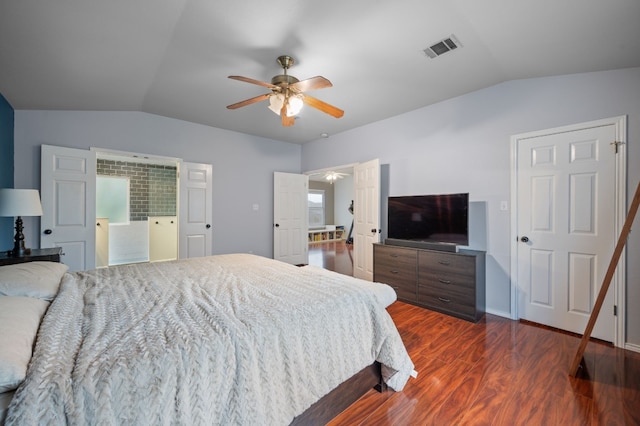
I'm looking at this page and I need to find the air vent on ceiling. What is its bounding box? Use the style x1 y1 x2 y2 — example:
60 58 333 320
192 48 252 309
423 35 462 59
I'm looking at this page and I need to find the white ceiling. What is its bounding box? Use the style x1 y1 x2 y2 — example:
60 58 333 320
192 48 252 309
1 0 639 145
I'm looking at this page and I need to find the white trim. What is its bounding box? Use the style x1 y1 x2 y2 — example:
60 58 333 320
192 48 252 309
91 147 181 166
304 163 358 178
485 308 512 319
613 116 627 348
510 115 627 347
625 343 640 354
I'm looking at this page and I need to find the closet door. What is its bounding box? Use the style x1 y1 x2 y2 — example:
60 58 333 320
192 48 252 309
41 144 96 271
273 172 308 265
149 216 177 262
179 162 213 258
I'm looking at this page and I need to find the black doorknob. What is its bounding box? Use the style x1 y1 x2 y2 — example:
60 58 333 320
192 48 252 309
44 229 52 235
206 224 211 229
274 223 280 228
520 236 529 242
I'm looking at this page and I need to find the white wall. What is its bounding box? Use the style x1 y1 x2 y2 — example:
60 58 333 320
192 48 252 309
14 110 302 259
302 67 640 347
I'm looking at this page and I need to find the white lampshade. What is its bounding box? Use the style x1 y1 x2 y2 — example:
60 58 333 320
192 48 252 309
287 95 303 116
0 189 44 217
268 93 285 115
268 93 304 117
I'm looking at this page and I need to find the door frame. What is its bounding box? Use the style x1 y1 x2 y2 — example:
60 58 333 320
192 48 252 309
509 115 627 347
304 160 380 281
43 146 212 269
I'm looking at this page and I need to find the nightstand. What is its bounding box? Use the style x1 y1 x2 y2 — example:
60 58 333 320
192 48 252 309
0 247 63 266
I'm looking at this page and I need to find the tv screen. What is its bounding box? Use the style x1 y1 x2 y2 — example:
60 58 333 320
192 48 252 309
387 193 469 246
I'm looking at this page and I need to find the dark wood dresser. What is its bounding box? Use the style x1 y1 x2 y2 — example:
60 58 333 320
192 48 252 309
374 243 486 322
0 247 63 266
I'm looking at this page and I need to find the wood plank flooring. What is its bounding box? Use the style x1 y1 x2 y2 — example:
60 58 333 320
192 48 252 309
308 241 353 277
311 241 640 425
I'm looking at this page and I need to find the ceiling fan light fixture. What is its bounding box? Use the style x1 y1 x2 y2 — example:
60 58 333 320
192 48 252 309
268 93 304 117
268 93 285 115
325 171 342 183
287 94 304 116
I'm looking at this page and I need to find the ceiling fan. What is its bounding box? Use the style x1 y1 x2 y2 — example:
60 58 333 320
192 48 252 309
226 56 344 127
322 171 349 184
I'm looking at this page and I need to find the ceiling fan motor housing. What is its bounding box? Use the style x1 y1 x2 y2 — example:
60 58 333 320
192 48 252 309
271 74 300 87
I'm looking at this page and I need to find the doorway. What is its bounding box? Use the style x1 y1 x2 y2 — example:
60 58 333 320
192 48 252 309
306 166 355 274
95 151 178 266
511 116 627 345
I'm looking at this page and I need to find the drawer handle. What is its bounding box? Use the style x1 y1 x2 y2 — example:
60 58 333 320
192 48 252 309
438 261 451 266
437 297 451 303
390 270 400 274
439 279 452 284
390 254 399 258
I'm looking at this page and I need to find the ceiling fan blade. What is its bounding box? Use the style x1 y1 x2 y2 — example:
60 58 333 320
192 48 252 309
280 104 295 126
302 95 344 118
226 93 270 110
228 75 278 89
290 76 332 92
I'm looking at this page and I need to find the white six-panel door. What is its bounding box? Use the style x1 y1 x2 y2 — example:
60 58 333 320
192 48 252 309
514 119 625 342
273 172 308 265
179 162 213 259
353 159 380 281
41 144 96 271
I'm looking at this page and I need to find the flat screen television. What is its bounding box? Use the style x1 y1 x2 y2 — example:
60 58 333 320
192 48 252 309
386 193 469 249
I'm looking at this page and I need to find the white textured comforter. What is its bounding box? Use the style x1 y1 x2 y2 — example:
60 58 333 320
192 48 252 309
7 254 413 425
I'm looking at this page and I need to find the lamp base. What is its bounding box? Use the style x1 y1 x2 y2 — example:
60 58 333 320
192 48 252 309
10 216 31 257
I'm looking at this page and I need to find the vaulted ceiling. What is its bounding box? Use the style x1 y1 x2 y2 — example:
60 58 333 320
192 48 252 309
1 0 639 144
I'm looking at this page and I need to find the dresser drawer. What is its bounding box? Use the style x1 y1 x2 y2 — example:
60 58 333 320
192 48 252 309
375 245 417 264
418 280 475 306
374 245 417 301
418 286 477 318
375 269 416 301
419 269 475 290
419 250 475 275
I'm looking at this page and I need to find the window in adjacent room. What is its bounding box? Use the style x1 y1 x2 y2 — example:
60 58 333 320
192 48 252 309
96 176 130 224
308 189 325 228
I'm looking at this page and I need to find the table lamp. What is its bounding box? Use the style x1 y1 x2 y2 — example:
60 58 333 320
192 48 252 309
0 188 44 257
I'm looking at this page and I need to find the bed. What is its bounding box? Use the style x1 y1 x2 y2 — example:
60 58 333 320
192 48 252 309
0 254 414 425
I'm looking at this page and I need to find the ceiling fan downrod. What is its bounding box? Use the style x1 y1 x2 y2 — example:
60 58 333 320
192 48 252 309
272 55 299 87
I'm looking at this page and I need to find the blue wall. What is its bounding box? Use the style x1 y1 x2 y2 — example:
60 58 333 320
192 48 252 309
0 93 14 251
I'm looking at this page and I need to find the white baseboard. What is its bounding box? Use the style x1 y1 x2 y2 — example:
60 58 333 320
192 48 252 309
624 342 640 353
485 308 512 319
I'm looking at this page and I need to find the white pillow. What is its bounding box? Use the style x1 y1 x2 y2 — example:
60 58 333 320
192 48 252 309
0 262 68 301
0 296 50 393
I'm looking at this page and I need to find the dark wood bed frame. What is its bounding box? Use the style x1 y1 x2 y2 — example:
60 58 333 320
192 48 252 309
290 361 386 425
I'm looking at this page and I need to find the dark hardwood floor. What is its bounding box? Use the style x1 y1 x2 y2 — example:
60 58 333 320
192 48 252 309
310 240 640 425
308 240 354 276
